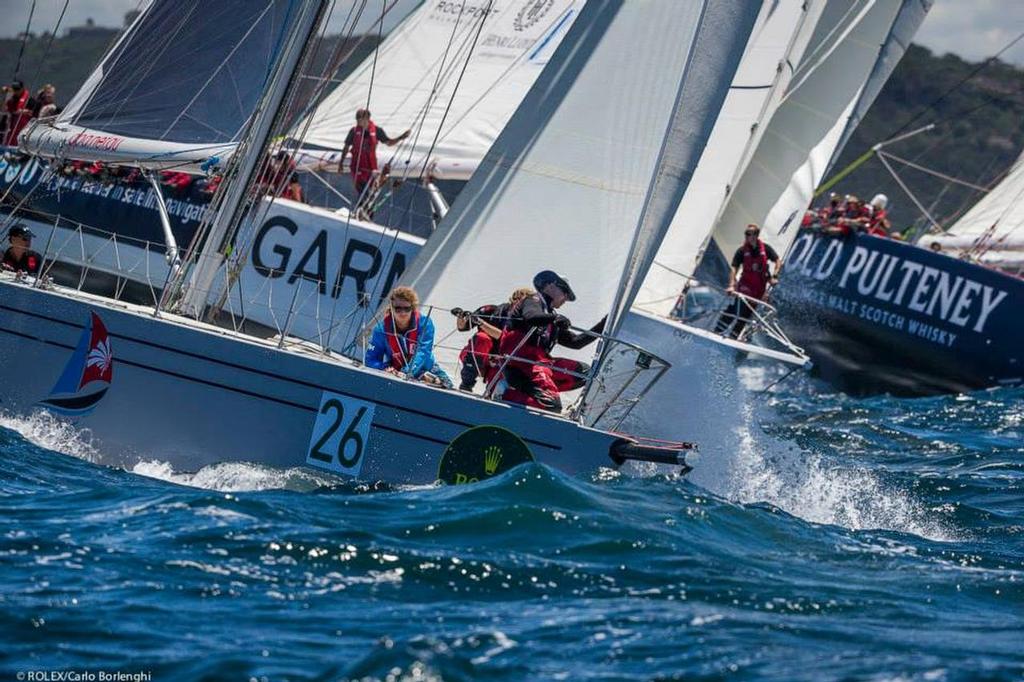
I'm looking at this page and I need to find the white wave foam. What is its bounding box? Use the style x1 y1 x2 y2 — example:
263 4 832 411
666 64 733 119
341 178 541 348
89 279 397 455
617 348 954 541
131 460 334 492
0 410 100 463
687 397 955 542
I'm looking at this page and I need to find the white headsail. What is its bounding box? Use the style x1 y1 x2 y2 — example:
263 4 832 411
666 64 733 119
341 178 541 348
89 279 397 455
400 0 761 372
930 149 1024 263
707 0 933 268
297 0 586 181
631 0 822 318
20 0 312 170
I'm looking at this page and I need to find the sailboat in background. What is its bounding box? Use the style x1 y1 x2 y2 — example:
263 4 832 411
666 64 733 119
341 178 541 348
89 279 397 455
774 125 1021 395
0 0 761 483
579 0 823 434
580 0 932 440
4 0 585 353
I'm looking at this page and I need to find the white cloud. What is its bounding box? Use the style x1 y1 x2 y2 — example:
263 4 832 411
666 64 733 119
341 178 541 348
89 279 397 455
5 0 1024 67
914 0 1024 65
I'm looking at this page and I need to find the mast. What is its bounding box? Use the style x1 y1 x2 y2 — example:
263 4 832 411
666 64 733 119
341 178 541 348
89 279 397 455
170 1 330 317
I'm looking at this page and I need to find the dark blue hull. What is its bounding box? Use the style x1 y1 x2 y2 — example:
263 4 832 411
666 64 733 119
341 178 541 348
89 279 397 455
0 153 209 246
774 228 1023 396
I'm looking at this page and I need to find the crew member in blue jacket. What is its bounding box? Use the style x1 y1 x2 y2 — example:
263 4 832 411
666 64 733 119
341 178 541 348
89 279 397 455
365 286 452 387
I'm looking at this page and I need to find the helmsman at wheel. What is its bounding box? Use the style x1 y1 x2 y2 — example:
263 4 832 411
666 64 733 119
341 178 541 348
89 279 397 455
714 224 780 340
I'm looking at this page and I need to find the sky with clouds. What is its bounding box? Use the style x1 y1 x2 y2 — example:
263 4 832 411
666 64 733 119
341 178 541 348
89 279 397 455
4 0 1024 66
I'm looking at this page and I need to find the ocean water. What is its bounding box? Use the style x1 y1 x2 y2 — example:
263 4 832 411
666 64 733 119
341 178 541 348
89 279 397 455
1 375 1022 681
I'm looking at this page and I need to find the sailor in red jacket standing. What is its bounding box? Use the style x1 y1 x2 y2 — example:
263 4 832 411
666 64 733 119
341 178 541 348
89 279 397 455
714 224 780 340
339 108 410 212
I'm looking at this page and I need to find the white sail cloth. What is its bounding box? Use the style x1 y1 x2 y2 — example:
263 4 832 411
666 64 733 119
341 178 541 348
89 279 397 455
401 0 761 374
297 0 586 180
632 0 820 318
708 0 930 267
932 150 1024 256
21 0 307 169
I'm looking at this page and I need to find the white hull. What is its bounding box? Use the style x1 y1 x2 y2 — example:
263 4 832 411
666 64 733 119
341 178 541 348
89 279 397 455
0 277 633 484
587 309 806 453
13 197 425 352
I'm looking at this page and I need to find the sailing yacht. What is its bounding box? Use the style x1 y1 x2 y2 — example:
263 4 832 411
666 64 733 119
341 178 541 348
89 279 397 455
774 142 1021 396
4 0 586 353
579 0 932 438
0 0 761 484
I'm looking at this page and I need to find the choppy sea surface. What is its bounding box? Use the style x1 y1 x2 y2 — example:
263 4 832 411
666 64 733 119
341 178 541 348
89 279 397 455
1 370 1022 681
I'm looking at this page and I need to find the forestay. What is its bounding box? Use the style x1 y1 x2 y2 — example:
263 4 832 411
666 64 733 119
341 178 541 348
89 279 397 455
631 0 820 318
401 0 761 374
297 0 586 181
707 0 931 267
20 0 308 169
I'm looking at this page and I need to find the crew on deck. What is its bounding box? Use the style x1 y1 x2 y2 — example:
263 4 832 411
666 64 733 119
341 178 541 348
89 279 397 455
1 225 42 276
808 190 895 239
2 80 35 147
365 286 452 387
496 271 605 412
339 108 411 214
714 224 779 340
454 287 534 393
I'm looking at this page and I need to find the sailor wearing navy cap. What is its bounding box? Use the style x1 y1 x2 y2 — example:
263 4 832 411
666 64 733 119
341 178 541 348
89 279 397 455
496 270 606 411
2 224 41 275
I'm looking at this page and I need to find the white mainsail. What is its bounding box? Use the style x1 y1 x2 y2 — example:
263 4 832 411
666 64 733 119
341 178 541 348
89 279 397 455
707 0 932 268
21 0 311 170
401 0 761 372
631 0 821 318
297 0 586 181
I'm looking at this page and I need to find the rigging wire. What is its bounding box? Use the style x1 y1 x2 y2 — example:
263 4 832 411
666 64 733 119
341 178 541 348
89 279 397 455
392 0 475 176
28 0 68 88
364 0 387 111
395 0 492 227
12 0 37 79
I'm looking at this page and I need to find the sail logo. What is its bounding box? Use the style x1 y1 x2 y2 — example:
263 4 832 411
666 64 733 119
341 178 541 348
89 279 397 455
39 312 113 415
788 234 1008 335
514 0 554 31
67 131 123 152
432 1 497 22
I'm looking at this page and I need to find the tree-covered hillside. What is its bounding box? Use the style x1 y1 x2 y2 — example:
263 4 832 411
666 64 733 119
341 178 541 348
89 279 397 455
817 44 1024 232
3 21 1022 233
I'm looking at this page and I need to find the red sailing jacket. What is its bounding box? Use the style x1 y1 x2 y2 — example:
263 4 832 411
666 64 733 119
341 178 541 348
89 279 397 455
737 239 771 300
3 88 31 147
348 122 379 180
